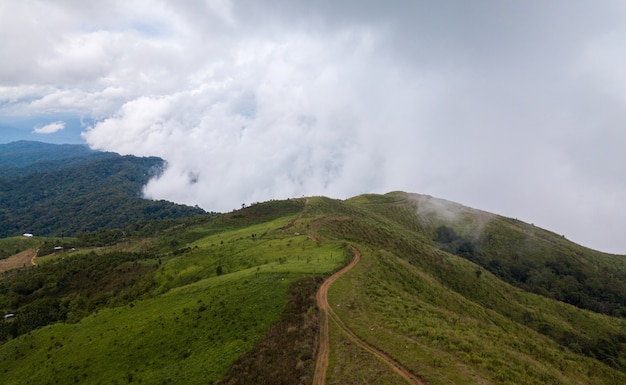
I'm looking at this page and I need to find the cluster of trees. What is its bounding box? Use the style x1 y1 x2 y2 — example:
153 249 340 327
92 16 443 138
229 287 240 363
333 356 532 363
0 250 157 341
435 225 626 317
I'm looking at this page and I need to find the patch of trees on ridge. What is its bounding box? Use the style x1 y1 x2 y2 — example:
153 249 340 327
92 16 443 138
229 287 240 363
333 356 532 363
435 224 626 369
0 250 158 342
435 225 626 317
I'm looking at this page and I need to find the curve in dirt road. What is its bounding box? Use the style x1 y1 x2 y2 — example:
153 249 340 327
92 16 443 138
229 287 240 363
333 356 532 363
312 246 360 385
313 246 425 385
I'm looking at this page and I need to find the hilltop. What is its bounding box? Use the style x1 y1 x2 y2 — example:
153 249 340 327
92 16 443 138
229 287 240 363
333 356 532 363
1 192 626 384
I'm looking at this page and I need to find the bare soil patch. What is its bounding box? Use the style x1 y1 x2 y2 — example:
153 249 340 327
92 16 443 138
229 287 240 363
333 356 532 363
0 248 38 273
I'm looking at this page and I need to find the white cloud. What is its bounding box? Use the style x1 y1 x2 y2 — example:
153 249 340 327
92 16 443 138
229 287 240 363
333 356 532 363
33 121 66 134
4 1 626 253
82 28 426 210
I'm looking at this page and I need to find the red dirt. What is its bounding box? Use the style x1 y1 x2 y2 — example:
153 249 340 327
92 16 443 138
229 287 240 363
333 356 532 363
313 246 425 385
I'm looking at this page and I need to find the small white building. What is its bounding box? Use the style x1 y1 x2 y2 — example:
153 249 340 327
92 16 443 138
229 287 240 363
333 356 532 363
4 313 15 320
22 233 34 238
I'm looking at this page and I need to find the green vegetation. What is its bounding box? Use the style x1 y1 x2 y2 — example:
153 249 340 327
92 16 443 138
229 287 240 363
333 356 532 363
0 153 205 238
0 141 97 171
218 276 322 385
2 191 626 384
0 198 345 384
0 237 39 260
0 250 158 340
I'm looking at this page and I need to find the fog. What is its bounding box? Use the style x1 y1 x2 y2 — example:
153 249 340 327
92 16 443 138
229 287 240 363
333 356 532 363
2 1 626 253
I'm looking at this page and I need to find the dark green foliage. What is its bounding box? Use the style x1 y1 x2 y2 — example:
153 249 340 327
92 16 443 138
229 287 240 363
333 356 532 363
0 152 119 179
218 277 322 385
464 220 626 318
435 225 459 243
0 251 157 341
427 210 626 319
0 153 204 238
0 141 96 170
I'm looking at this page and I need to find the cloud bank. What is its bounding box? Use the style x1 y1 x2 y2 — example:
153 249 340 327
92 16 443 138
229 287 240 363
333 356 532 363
3 1 626 253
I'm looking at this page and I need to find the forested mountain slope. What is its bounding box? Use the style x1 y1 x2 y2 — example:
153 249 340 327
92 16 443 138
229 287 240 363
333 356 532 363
0 141 204 237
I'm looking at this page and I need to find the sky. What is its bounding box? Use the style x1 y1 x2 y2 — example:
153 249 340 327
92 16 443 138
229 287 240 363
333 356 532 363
1 1 626 253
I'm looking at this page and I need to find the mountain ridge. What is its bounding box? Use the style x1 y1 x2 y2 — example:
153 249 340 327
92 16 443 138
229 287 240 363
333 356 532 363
0 140 95 168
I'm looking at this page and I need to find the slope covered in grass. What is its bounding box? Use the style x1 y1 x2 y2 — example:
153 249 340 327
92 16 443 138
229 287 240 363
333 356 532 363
0 236 40 260
2 192 626 384
0 198 347 384
307 193 626 384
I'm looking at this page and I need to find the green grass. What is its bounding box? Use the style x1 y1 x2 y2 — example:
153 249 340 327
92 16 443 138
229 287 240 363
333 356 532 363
3 192 626 384
327 245 626 384
326 317 408 385
0 199 345 384
0 236 40 259
307 193 626 383
153 215 344 293
0 273 290 385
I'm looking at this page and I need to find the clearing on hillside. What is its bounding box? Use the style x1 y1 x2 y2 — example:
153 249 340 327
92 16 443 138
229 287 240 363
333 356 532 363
0 248 37 273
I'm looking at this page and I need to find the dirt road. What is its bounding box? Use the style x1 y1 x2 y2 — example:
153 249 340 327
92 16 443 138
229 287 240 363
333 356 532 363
0 248 38 273
313 246 425 385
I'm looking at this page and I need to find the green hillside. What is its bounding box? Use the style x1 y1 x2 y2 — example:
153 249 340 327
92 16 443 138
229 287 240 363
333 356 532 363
1 192 626 384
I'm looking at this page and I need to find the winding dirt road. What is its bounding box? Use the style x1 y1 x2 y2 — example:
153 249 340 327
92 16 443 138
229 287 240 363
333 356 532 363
313 246 425 385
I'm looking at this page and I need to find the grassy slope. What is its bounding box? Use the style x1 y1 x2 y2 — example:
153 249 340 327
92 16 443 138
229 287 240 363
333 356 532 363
0 237 40 260
329 246 626 384
2 193 626 384
316 192 626 384
0 199 346 384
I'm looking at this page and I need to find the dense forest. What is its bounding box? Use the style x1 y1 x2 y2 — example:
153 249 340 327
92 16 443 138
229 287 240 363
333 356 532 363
434 222 626 318
0 141 95 167
0 250 158 341
0 141 205 238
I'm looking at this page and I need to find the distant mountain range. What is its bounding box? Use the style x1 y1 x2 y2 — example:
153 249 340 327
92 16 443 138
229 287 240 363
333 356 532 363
0 140 106 176
0 141 204 237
